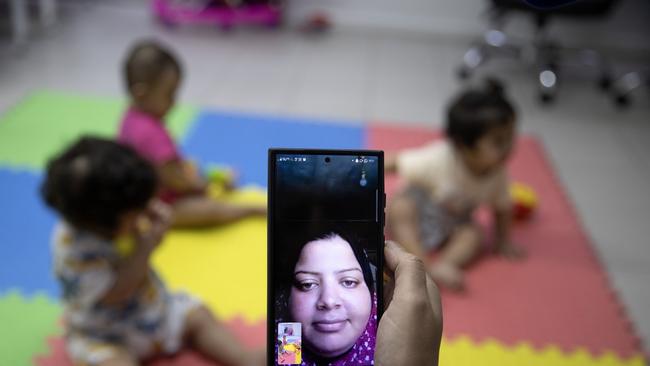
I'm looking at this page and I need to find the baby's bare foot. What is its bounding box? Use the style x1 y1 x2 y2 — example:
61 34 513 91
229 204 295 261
429 261 464 291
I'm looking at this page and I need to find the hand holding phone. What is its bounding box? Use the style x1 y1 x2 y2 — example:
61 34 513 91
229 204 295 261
376 240 442 366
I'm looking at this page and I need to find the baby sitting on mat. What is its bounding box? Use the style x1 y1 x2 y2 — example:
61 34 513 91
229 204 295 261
42 136 264 366
386 79 525 291
117 39 265 228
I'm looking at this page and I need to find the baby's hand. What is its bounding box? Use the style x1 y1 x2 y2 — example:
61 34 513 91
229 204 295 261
495 242 526 260
183 161 209 195
135 200 172 254
183 160 200 178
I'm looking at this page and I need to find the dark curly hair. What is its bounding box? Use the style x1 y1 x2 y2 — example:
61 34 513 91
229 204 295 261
446 78 516 149
41 136 158 237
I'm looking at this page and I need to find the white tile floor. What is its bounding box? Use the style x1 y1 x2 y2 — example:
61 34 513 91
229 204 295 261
1 0 649 352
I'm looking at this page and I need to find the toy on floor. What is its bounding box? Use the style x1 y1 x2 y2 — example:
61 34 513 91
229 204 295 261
299 12 332 34
206 164 237 197
152 0 282 30
206 164 235 186
510 181 538 221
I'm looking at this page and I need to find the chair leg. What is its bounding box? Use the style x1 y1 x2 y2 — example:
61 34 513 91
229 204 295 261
537 65 558 104
38 0 57 28
612 71 648 108
458 44 488 79
576 49 613 91
9 0 29 46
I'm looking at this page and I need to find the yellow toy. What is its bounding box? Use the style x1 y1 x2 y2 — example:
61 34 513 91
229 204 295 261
206 164 237 198
115 216 152 258
115 236 135 258
206 164 235 186
510 182 538 221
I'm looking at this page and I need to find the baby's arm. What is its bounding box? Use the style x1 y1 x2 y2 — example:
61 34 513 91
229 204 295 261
157 159 207 195
99 201 171 306
493 207 511 248
492 173 525 259
493 207 525 259
99 239 153 306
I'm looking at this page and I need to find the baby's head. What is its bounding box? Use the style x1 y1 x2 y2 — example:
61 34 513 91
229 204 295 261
123 40 182 119
41 136 158 238
446 78 517 176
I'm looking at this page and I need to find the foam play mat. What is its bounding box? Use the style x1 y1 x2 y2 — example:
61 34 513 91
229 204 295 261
0 91 646 365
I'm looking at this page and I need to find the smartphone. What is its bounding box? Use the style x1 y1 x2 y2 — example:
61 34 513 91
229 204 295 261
268 149 385 366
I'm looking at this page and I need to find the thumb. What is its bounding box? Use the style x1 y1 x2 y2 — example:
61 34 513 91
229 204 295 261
384 241 427 300
383 240 402 273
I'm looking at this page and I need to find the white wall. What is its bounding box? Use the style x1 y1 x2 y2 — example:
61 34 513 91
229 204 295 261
287 0 650 53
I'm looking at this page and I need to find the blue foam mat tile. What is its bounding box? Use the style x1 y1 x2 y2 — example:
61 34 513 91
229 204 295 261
0 169 59 297
181 110 365 187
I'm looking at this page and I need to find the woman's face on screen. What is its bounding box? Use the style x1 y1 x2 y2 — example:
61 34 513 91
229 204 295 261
289 234 372 358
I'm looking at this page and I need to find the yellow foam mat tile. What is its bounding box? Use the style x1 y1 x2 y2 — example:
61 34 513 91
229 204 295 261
152 187 267 323
440 336 646 366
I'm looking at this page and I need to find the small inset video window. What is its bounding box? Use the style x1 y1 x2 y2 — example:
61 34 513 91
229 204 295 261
277 322 302 365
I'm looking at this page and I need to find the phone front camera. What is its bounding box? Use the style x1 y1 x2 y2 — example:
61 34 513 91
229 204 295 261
325 157 331 163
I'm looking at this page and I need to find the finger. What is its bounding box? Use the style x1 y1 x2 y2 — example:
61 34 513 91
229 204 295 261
384 241 428 299
424 274 443 333
135 214 152 235
383 277 395 310
147 216 166 237
149 199 172 223
144 216 168 245
384 240 409 272
148 200 172 232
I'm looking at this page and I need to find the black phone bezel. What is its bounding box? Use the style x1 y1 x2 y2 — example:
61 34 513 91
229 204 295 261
267 148 385 366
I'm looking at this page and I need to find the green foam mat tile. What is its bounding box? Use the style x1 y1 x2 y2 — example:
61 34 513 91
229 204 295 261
0 90 197 170
0 290 62 366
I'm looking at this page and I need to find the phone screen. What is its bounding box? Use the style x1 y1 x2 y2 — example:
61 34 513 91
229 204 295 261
268 150 384 366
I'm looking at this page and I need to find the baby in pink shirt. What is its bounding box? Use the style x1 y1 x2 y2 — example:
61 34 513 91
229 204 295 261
118 40 266 227
119 107 179 168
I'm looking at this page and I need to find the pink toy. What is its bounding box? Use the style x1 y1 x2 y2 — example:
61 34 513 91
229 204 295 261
152 0 282 30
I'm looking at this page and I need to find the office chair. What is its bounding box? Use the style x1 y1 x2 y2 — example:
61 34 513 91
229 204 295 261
457 0 618 103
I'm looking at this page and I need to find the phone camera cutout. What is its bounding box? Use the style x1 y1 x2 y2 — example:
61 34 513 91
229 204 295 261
325 157 331 163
